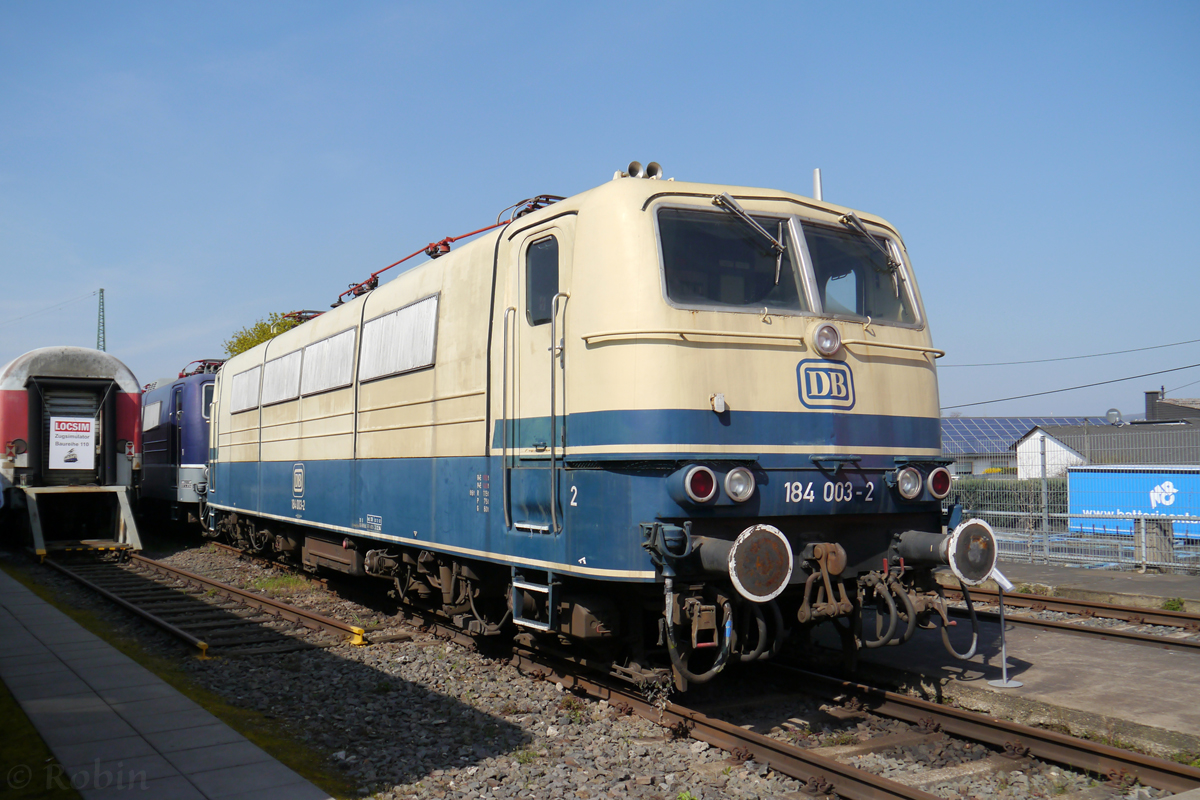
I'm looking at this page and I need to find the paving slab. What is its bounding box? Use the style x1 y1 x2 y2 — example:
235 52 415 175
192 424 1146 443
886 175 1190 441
40 716 142 747
55 734 160 767
27 707 132 733
163 740 275 774
110 693 201 718
218 781 339 800
0 566 335 799
80 774 208 799
10 675 95 701
96 682 185 705
123 706 224 736
187 760 312 799
142 723 249 754
87 753 185 782
3 664 79 689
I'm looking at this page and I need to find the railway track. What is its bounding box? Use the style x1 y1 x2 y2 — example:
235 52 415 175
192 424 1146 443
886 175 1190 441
207 540 329 587
46 553 366 656
942 586 1200 652
510 648 1200 799
60 543 1198 795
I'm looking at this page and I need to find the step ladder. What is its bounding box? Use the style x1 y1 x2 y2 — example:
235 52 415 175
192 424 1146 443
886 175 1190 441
511 568 558 632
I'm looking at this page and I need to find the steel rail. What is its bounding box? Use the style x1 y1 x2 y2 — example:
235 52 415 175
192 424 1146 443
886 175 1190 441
764 663 1200 794
130 554 366 644
941 588 1200 652
45 559 211 656
510 649 942 800
942 586 1200 630
207 541 330 587
950 605 1200 651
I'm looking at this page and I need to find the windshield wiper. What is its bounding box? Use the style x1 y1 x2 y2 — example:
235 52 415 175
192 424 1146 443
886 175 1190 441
712 193 786 284
839 212 901 296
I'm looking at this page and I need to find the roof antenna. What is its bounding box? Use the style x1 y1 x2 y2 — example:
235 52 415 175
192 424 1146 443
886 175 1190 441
813 168 823 201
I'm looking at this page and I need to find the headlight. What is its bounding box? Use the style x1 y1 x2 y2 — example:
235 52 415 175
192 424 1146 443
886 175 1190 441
724 467 756 502
813 323 841 357
896 467 923 500
684 466 718 503
927 467 952 499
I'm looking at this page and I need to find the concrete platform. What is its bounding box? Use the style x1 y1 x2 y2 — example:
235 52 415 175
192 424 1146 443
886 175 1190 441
0 568 334 800
838 560 1200 758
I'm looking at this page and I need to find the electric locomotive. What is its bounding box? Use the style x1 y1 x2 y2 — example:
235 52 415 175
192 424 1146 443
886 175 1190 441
140 360 223 526
205 163 996 687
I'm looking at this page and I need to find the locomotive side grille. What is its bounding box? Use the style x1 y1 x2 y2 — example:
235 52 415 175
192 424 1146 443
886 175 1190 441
41 388 101 486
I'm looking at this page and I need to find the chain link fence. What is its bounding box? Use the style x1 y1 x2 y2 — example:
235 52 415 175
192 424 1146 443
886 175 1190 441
945 425 1200 573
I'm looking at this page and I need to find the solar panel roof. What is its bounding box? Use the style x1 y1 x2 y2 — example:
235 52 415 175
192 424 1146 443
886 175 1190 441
941 417 1108 455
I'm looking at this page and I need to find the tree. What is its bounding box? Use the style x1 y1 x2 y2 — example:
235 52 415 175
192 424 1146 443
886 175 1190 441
222 312 302 357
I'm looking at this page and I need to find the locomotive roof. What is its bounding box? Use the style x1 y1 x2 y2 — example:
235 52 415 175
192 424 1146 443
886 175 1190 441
559 176 900 234
219 174 904 372
0 346 140 393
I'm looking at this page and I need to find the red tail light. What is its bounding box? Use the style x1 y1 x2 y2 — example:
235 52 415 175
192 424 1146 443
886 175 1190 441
684 466 718 503
928 467 952 499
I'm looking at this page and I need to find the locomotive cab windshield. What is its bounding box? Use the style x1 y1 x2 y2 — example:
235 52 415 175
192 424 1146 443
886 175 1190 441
657 200 921 326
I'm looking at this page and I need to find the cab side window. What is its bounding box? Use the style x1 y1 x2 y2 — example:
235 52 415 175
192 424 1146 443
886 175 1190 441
526 236 558 326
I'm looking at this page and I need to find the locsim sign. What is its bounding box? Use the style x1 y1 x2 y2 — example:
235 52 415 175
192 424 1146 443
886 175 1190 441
797 359 855 409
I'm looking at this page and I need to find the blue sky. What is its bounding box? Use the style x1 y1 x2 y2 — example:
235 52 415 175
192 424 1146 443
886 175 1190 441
2 1 1197 419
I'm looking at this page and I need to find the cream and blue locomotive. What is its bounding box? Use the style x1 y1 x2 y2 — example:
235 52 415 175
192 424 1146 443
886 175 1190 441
206 163 996 686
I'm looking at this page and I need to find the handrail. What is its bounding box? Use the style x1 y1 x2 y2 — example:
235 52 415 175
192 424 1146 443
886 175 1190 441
840 338 945 358
581 328 804 344
549 292 570 534
501 307 516 529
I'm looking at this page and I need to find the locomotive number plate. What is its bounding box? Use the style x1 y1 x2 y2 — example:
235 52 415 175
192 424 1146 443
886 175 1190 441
783 478 875 504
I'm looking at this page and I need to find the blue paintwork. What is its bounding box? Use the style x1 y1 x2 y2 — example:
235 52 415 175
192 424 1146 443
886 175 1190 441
491 408 940 451
141 373 215 506
209 428 944 580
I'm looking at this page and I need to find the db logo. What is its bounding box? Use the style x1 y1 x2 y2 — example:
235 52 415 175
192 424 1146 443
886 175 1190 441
797 360 855 410
292 463 305 498
1150 480 1177 509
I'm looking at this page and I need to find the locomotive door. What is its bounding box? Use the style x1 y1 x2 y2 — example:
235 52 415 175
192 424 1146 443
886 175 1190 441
509 219 573 533
171 385 183 495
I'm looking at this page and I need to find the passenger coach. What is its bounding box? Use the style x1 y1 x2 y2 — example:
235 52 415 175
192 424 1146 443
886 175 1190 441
206 165 996 686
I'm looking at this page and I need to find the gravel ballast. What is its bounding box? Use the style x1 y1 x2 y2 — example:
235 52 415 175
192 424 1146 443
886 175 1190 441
3 541 1183 799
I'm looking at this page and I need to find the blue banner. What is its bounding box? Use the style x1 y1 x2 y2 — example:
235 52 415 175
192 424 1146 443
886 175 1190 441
1068 467 1200 538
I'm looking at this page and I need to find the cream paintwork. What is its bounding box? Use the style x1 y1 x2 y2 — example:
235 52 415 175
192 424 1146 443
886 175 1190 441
213 175 941 468
506 217 574 459
549 180 940 458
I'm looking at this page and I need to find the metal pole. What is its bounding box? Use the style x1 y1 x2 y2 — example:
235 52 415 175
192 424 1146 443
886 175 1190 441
1139 517 1147 573
988 585 1023 689
96 288 106 351
1039 434 1050 563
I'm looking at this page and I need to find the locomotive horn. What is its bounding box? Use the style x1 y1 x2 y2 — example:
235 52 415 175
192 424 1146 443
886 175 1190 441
627 161 645 178
893 519 997 586
645 161 663 179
